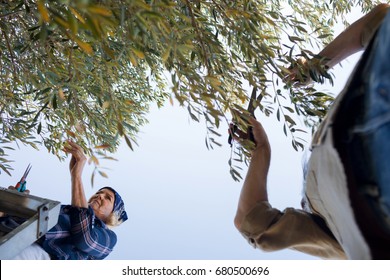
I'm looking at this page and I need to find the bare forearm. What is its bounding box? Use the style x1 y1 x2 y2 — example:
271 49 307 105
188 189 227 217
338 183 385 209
71 175 88 208
319 3 389 68
235 144 271 229
65 140 88 208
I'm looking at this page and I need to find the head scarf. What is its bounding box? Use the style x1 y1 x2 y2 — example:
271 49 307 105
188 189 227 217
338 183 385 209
99 187 128 223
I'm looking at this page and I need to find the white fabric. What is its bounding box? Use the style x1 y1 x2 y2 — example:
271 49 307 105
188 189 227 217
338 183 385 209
305 73 371 259
307 129 371 259
12 243 51 260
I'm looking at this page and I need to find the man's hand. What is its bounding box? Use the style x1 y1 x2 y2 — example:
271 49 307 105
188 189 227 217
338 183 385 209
229 117 270 153
247 117 270 151
284 57 310 86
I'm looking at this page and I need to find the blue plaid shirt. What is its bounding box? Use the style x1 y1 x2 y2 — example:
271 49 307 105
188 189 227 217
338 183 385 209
39 205 117 260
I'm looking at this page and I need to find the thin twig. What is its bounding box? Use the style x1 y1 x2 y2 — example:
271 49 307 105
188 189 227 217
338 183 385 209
183 0 211 72
0 9 24 19
1 29 16 76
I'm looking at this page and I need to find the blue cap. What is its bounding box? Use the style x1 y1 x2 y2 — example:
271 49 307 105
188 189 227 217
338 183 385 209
99 187 128 223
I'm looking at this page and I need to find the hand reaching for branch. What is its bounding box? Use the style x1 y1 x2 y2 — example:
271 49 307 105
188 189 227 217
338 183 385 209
63 140 87 179
63 140 88 208
284 56 332 87
229 117 270 153
284 57 313 87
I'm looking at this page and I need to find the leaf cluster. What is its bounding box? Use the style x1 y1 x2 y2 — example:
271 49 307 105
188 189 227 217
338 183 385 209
0 0 384 180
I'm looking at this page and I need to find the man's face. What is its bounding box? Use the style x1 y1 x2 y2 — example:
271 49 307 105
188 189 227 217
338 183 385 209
88 188 115 222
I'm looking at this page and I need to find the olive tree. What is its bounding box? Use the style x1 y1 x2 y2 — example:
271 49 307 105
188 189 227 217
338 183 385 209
0 0 383 180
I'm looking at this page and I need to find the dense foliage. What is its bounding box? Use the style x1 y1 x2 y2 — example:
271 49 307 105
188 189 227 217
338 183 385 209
0 0 384 180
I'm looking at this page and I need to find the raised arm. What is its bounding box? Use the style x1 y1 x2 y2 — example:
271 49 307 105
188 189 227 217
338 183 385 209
319 3 389 69
287 4 389 85
234 118 271 230
63 140 88 208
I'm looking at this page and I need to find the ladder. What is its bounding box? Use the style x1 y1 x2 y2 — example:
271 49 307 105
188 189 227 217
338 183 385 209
0 187 60 259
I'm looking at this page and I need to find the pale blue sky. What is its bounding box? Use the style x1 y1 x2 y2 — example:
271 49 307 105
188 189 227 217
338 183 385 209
1 8 364 260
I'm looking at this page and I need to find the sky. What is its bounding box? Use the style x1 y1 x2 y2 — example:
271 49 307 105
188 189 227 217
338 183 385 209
1 8 364 260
